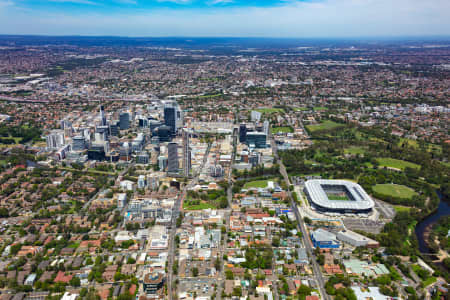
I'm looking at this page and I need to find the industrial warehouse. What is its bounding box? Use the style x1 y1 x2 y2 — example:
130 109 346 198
304 179 375 214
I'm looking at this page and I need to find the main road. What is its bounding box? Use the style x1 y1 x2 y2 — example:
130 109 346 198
167 142 211 300
270 134 329 300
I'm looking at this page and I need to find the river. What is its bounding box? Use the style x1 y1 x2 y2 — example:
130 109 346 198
415 191 449 254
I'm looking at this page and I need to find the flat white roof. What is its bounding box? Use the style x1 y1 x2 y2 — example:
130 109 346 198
305 179 374 211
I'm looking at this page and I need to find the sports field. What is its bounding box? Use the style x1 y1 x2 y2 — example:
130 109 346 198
376 158 420 171
256 108 284 114
271 126 294 134
306 120 344 132
183 202 216 210
244 179 270 189
313 106 328 111
372 184 417 199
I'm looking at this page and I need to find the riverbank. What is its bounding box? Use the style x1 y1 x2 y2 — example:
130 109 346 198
415 191 449 256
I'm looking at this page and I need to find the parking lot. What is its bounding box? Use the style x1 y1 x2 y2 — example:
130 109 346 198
374 199 396 219
178 278 216 297
342 218 386 234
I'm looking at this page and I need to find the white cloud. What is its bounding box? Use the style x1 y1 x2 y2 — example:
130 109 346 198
0 0 449 37
48 0 99 4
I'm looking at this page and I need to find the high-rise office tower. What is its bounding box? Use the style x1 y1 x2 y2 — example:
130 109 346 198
167 142 179 173
119 112 130 130
164 103 177 136
239 124 247 143
99 105 106 126
263 120 270 135
183 130 191 177
72 136 86 151
46 130 65 150
176 105 184 129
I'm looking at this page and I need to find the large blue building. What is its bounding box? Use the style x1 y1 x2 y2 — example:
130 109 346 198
310 228 340 249
246 131 267 148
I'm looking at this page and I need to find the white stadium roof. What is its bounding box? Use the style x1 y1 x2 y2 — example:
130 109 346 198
305 179 374 211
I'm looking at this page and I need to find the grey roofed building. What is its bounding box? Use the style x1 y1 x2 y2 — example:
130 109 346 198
38 260 49 270
297 248 309 264
310 228 340 249
336 230 379 247
304 179 374 213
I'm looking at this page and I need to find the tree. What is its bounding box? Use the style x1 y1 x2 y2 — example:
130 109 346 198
70 276 81 287
192 267 199 277
232 286 242 297
214 258 221 271
272 237 280 247
298 284 312 298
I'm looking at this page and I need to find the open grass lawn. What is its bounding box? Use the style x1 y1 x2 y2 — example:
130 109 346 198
271 126 294 134
183 201 216 210
394 205 412 213
344 146 366 155
198 93 223 99
244 179 271 189
398 138 442 154
306 120 344 133
255 108 284 114
411 265 437 286
313 106 328 111
294 107 309 111
373 184 417 199
423 276 437 287
376 157 420 171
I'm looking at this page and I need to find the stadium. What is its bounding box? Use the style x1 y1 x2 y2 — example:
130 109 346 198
304 179 374 214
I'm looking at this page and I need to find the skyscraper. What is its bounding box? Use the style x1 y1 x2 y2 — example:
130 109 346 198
99 105 106 126
263 120 270 135
72 136 86 151
46 130 65 150
167 142 179 173
119 112 130 130
164 103 177 136
239 124 247 143
183 130 191 177
176 105 184 129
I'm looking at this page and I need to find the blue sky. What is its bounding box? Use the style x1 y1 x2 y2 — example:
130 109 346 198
0 0 449 37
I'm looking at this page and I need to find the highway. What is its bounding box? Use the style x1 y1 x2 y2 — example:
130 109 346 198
167 142 211 300
270 135 329 300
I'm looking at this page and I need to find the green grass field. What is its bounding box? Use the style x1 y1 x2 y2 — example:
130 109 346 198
398 138 442 154
294 107 309 111
243 179 271 189
183 202 216 210
313 106 328 111
327 195 349 201
440 161 450 168
255 108 284 114
372 184 417 199
271 126 294 134
198 94 223 99
376 158 420 171
394 205 412 213
344 147 366 155
306 120 344 133
411 265 437 286
423 276 437 287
